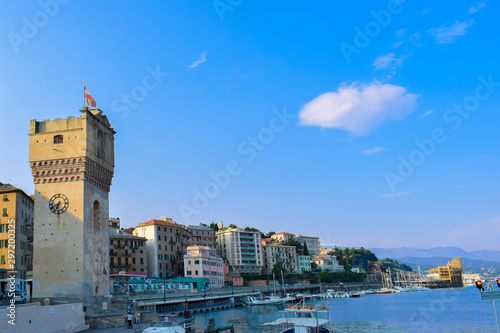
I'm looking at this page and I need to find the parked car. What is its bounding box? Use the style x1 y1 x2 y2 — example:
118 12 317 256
10 291 27 303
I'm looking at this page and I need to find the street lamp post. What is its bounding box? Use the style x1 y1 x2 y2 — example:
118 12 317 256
163 272 166 303
151 252 167 305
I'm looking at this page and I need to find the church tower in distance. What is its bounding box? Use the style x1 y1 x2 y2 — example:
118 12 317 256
29 107 115 306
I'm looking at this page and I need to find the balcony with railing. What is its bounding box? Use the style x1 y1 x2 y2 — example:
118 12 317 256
24 218 32 227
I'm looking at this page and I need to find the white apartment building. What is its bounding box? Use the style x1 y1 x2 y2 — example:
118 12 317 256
294 234 321 257
312 254 344 272
271 232 295 243
216 228 263 274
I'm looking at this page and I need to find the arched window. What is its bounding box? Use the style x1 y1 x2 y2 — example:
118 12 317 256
93 200 101 229
53 135 63 144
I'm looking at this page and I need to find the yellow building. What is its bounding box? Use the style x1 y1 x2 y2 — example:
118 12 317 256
428 257 463 286
29 107 115 305
262 242 297 274
133 217 192 278
0 183 34 293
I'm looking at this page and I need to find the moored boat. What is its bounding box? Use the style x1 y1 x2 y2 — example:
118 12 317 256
247 295 286 305
261 301 332 333
142 314 186 333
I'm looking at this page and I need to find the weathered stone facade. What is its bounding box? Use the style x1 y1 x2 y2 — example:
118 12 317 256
29 107 115 306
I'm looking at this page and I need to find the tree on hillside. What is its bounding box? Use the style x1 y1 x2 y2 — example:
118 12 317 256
282 239 305 255
377 258 413 272
243 226 261 233
209 221 219 231
303 241 310 256
330 247 378 271
272 261 286 276
265 231 276 239
219 223 238 231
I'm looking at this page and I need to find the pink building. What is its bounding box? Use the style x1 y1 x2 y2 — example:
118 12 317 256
184 246 224 288
223 263 243 287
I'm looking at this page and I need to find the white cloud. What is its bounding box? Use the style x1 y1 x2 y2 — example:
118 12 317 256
467 2 486 14
373 52 408 71
428 20 474 44
409 32 421 41
381 191 409 198
187 50 207 70
418 109 435 118
396 28 406 40
299 82 418 136
361 147 386 155
391 41 404 49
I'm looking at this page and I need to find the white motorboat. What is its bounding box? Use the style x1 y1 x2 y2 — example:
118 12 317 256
262 301 332 333
247 295 286 305
142 314 186 333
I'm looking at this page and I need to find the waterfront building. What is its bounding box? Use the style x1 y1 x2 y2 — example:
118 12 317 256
262 242 297 274
297 255 311 273
312 254 344 272
223 263 243 286
216 227 263 274
427 257 463 287
0 183 34 294
187 224 216 249
294 234 320 257
184 246 224 288
29 107 115 305
133 217 192 278
462 272 482 285
109 228 147 276
271 232 295 243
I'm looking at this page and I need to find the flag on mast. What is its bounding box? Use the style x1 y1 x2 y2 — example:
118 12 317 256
84 84 97 107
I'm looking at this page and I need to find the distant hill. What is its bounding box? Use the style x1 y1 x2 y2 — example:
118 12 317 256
370 247 500 262
395 256 500 271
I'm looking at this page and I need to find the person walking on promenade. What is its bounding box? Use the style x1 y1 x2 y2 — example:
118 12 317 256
123 311 128 329
127 312 133 329
135 311 141 329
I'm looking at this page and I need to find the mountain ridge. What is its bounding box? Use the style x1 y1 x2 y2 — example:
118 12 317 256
369 246 500 262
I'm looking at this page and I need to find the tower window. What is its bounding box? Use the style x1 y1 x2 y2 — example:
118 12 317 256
93 200 101 229
54 135 63 144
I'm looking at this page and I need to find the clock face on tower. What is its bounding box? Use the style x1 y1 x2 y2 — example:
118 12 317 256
49 193 69 215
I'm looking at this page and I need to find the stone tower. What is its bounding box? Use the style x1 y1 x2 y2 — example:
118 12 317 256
29 107 115 306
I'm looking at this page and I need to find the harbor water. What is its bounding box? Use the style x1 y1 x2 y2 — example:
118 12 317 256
189 286 499 332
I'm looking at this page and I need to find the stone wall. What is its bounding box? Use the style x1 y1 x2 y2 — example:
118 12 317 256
0 302 88 333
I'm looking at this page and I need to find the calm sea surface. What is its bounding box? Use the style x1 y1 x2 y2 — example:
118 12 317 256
189 286 499 332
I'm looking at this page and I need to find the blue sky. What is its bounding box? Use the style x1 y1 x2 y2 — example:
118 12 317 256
1 1 499 251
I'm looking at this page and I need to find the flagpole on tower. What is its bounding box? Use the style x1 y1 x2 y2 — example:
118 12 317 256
84 82 87 107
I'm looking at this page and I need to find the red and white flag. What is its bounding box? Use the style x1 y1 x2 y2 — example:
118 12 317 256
84 84 97 107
